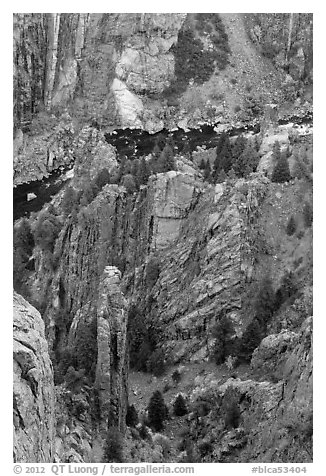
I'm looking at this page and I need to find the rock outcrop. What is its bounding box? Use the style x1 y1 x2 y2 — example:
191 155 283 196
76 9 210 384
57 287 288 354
96 266 129 432
13 292 55 462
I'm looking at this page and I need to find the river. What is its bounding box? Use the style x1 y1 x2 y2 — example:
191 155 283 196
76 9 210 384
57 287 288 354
13 113 312 221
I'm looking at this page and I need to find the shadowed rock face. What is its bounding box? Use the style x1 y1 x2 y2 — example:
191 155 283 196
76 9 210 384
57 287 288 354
13 292 55 463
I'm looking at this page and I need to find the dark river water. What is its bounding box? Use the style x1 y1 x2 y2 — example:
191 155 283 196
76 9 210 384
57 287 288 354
13 113 312 221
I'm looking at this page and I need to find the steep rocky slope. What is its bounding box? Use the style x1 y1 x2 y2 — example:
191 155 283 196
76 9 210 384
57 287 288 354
13 292 55 462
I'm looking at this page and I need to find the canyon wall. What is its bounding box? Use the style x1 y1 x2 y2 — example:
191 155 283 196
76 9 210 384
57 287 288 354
13 292 55 462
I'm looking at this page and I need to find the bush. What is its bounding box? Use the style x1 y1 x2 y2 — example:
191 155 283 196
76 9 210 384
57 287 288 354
173 394 188 416
103 426 124 463
148 390 168 432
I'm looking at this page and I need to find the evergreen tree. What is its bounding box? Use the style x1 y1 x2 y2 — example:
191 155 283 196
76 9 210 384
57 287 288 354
103 427 124 463
213 132 233 178
272 141 281 161
238 318 262 362
303 201 313 227
233 142 260 178
232 135 247 161
33 208 61 252
159 144 175 172
271 154 291 183
212 313 234 364
148 390 168 432
79 183 96 207
216 169 227 183
62 186 78 216
182 141 191 157
199 158 206 170
94 168 110 189
14 218 34 259
254 276 276 324
227 168 237 180
137 157 151 185
173 394 188 416
286 215 296 236
203 159 212 182
122 174 137 194
126 404 139 427
152 143 162 159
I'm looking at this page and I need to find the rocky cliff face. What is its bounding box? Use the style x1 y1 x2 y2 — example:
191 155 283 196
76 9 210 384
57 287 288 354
13 292 55 462
13 13 313 185
95 266 129 432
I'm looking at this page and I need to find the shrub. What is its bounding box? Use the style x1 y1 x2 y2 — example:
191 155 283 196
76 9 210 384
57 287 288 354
103 426 124 463
126 404 139 428
148 390 168 432
286 215 297 236
173 394 188 416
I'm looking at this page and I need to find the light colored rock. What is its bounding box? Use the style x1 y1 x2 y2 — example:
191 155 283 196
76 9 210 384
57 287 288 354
13 292 55 462
111 78 143 128
95 265 129 432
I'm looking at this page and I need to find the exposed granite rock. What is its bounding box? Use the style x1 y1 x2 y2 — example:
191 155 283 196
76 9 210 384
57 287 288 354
95 266 129 432
251 330 298 377
13 292 55 462
188 317 312 462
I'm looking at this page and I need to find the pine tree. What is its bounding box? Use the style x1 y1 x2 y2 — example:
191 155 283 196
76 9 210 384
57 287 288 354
238 318 262 362
137 157 151 185
216 169 227 183
303 201 313 227
272 154 291 183
148 390 168 432
233 142 260 178
227 168 237 180
122 174 137 194
94 168 110 189
173 394 188 416
286 215 296 236
212 313 234 365
203 159 212 182
232 135 247 161
199 158 206 170
62 186 78 216
103 427 124 463
159 144 175 172
254 276 276 324
126 404 139 427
